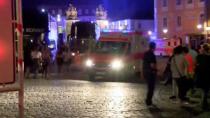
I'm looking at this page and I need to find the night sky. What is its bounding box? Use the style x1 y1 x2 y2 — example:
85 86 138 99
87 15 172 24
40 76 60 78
22 0 154 20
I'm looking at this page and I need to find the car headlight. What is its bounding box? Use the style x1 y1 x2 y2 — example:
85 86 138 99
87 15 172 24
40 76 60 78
111 59 124 70
85 59 94 67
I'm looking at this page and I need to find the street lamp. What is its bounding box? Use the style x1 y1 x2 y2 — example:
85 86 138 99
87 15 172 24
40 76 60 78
41 8 45 13
163 29 168 34
148 30 152 36
197 24 203 29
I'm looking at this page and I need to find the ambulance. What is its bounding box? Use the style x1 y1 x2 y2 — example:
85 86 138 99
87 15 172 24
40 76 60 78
83 31 149 81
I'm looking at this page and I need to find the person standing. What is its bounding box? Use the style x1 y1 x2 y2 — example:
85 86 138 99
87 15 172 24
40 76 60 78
63 48 72 72
41 46 51 79
24 44 32 78
188 46 198 62
56 49 64 74
195 44 210 110
183 47 196 93
31 47 42 79
143 42 157 106
170 46 189 104
164 49 178 101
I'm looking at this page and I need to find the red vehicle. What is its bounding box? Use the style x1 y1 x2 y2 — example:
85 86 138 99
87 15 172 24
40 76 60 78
83 32 149 81
154 38 181 56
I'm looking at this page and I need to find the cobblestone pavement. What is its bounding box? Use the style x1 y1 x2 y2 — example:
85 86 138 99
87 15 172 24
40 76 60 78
0 78 209 118
0 57 209 118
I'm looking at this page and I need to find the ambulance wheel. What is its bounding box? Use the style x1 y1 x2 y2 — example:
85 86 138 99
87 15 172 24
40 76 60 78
124 72 139 82
88 73 95 81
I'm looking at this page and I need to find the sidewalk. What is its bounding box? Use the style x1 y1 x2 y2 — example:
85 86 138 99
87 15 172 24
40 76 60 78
156 85 210 118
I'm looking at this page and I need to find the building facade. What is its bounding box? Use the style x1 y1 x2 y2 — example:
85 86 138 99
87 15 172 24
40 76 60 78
109 19 154 33
155 0 205 42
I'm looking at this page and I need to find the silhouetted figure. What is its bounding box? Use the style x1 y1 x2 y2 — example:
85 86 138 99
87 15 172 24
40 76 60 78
41 46 51 78
195 44 210 110
31 48 42 79
143 42 157 106
171 46 190 104
56 50 64 73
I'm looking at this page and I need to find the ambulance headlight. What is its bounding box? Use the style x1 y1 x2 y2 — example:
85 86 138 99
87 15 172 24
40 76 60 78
71 52 76 56
85 59 94 67
111 59 124 70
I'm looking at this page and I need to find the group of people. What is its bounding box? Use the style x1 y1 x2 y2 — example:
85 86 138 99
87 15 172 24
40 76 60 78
24 42 74 79
143 42 210 110
166 43 210 110
25 45 51 79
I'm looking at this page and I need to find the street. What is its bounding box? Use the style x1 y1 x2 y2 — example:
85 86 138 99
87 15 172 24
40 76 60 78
0 76 209 118
1 0 210 118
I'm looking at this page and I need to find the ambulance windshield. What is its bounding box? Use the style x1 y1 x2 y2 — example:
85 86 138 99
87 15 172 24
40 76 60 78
95 41 130 54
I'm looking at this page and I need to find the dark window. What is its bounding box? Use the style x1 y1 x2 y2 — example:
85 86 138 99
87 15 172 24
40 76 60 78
200 0 204 2
176 0 181 5
78 9 82 15
187 0 193 4
85 9 89 14
174 42 177 46
138 23 142 29
163 17 168 27
168 42 171 46
177 16 182 27
200 14 205 23
163 0 168 7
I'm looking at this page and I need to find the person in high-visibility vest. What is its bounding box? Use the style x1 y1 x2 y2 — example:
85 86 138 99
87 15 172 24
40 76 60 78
183 47 195 79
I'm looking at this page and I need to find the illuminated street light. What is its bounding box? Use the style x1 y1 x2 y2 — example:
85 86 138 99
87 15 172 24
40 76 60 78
197 24 203 29
163 29 168 34
148 30 152 35
41 8 45 13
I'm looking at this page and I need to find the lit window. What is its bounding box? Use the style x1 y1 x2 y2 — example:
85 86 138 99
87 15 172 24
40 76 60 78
176 0 181 5
162 0 168 7
163 17 168 27
177 16 182 27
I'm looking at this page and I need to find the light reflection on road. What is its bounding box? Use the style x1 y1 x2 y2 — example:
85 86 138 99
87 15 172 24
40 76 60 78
107 86 126 116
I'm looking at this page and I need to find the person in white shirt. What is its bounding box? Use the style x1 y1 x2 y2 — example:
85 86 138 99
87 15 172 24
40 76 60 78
41 46 51 78
170 46 189 104
31 48 42 79
63 49 72 72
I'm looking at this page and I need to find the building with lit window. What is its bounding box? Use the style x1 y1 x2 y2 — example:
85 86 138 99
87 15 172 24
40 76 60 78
38 4 110 52
154 0 210 48
109 19 154 33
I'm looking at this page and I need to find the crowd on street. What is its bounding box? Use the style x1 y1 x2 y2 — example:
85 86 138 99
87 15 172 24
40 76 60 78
143 42 210 111
24 42 73 79
23 40 210 111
